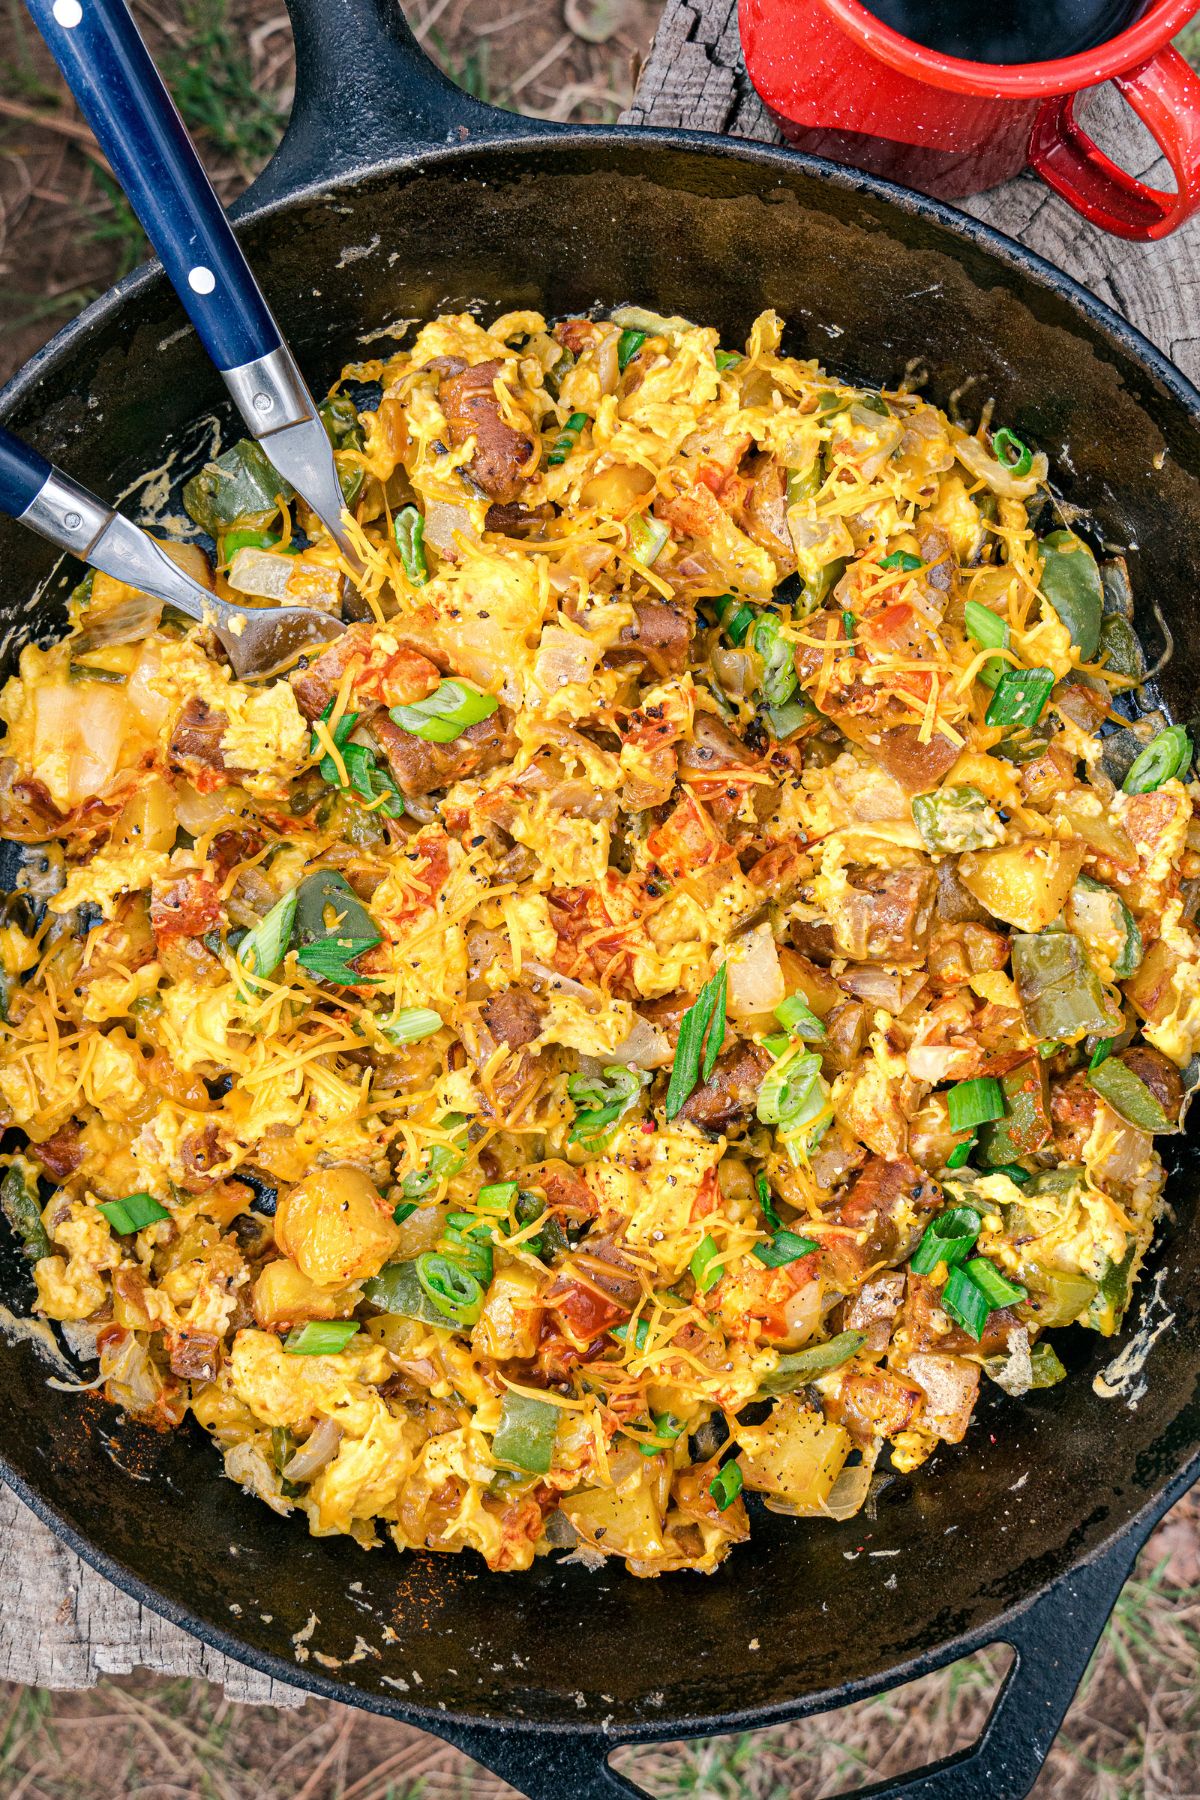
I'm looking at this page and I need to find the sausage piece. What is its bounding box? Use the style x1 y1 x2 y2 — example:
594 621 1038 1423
438 359 534 504
678 1043 772 1133
371 711 512 799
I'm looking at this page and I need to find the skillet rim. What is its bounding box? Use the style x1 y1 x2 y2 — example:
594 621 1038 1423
1 120 1200 1743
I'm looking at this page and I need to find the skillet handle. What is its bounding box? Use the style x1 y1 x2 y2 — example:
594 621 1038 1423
25 0 280 371
424 1519 1151 1800
237 0 540 215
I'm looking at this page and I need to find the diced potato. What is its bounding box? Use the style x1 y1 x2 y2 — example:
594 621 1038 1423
252 1256 360 1328
905 1352 979 1443
958 840 1085 933
563 1477 668 1560
1125 937 1180 1026
736 1398 852 1513
112 777 178 854
471 1264 544 1360
274 1167 400 1288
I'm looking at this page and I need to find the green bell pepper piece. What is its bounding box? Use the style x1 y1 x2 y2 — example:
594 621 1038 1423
1038 530 1103 662
757 1330 866 1395
1021 1264 1097 1330
1011 932 1122 1043
293 869 379 949
0 1157 50 1261
363 1259 453 1325
978 1060 1053 1164
491 1391 560 1474
1088 1056 1172 1133
1087 1242 1137 1335
184 438 292 536
911 784 1000 854
1069 874 1142 980
1097 615 1144 682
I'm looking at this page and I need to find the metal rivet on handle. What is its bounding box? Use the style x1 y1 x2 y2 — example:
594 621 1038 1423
63 511 82 531
52 0 83 25
252 392 273 414
188 266 217 295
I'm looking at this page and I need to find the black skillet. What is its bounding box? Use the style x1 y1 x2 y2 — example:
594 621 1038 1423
1 3 1199 1795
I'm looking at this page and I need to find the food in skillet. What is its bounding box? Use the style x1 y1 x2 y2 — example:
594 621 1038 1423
0 306 1196 1576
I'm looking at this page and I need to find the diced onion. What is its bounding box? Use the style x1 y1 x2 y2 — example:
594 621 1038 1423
726 921 786 1019
534 626 600 692
612 1012 673 1070
422 499 477 556
281 1416 343 1482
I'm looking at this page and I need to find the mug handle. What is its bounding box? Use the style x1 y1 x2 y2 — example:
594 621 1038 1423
1028 46 1200 240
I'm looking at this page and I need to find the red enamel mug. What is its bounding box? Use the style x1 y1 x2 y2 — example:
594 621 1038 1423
739 0 1200 237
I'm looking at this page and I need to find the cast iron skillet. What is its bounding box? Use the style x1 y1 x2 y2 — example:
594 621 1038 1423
1 4 1199 1795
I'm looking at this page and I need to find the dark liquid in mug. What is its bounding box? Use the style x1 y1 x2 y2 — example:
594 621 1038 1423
863 0 1145 62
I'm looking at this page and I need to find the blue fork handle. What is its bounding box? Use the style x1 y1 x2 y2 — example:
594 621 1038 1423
25 0 279 371
0 427 53 520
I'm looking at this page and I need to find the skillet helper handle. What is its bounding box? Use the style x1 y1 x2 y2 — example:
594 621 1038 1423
1029 47 1200 241
428 1523 1146 1800
24 0 281 370
0 426 53 521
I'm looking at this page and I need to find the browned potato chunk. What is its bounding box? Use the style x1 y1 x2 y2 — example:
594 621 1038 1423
958 840 1084 933
274 1167 400 1288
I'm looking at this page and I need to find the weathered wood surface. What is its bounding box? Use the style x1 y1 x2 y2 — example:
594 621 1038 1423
2 0 1197 1711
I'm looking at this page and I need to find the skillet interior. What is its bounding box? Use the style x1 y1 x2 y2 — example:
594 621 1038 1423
1 135 1199 1735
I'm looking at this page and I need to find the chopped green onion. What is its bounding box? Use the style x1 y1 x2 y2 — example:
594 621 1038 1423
910 1204 982 1276
963 1256 1027 1309
236 888 298 988
753 1228 817 1268
964 598 1011 690
401 1116 468 1199
1122 724 1192 794
381 1006 442 1044
491 1390 560 1474
440 1213 494 1285
879 550 922 572
97 1193 170 1235
943 1258 1027 1340
414 1251 485 1328
393 1201 417 1224
709 1460 743 1511
628 513 670 567
612 1317 651 1352
991 428 1033 477
568 1064 647 1143
714 349 742 371
1088 1056 1172 1132
1089 1038 1113 1071
841 610 856 640
755 1169 782 1232
310 698 359 763
390 679 498 744
393 506 429 586
617 329 647 371
717 594 754 646
547 411 588 466
638 1411 685 1456
985 667 1055 730
703 963 727 1083
478 1181 518 1214
283 1320 360 1356
691 1234 722 1293
774 991 827 1041
296 934 380 987
756 1050 821 1126
945 1136 976 1170
762 1032 790 1059
947 1077 1004 1133
665 965 728 1119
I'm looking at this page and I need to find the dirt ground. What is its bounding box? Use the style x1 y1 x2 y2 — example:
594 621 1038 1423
2 1 1200 1795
